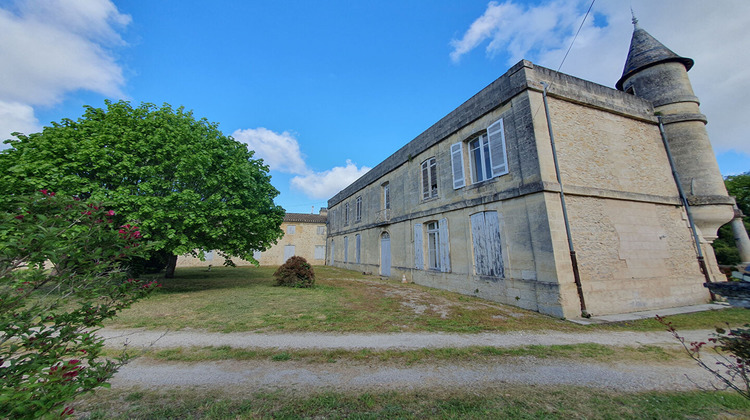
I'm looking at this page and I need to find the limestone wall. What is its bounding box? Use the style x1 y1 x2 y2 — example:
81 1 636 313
327 60 717 318
177 219 327 268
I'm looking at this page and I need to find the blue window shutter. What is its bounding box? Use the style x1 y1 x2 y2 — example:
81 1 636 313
487 119 508 177
450 142 465 189
414 223 424 270
438 218 450 273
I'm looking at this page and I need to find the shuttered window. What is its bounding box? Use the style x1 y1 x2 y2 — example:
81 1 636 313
421 158 438 200
355 234 361 263
414 223 424 270
427 221 440 270
487 119 508 177
344 236 348 263
470 211 504 277
469 134 492 183
383 182 390 209
452 118 508 188
450 143 465 189
314 245 325 260
438 218 451 273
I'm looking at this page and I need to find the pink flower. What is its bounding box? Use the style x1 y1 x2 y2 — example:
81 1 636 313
14 215 23 220
107 210 116 216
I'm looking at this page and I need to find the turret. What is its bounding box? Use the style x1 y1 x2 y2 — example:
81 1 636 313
616 20 734 242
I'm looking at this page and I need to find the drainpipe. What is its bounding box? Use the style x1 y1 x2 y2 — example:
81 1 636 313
541 82 590 318
657 117 714 289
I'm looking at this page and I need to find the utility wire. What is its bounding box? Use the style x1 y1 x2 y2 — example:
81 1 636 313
555 0 596 75
532 0 597 120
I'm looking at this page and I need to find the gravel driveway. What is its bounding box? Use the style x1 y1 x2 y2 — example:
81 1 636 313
100 328 724 393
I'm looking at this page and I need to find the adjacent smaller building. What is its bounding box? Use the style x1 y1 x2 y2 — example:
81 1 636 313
177 210 328 267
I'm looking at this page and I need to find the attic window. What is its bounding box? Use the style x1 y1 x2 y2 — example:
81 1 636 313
625 86 635 95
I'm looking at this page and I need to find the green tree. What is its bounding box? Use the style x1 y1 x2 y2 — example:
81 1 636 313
726 172 750 218
0 101 285 277
713 172 750 266
0 191 158 418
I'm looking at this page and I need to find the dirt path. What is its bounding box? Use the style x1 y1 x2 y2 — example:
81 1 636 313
100 328 723 394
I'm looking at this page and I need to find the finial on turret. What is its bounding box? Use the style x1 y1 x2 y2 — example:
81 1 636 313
631 8 639 28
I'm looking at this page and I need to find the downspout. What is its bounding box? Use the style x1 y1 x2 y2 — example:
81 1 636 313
657 116 714 289
541 82 590 318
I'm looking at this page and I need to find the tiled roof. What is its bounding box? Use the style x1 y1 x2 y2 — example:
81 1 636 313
284 213 327 223
616 26 693 91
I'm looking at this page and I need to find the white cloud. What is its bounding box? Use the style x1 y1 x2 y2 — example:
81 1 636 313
232 127 310 175
233 127 370 199
450 0 750 156
0 0 129 137
0 101 40 140
290 160 371 200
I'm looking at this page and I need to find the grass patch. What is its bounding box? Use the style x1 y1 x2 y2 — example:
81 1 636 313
104 266 746 334
140 343 682 364
599 307 749 332
74 386 750 419
105 266 576 333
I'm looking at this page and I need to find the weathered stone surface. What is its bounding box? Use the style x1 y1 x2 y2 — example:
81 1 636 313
326 30 730 319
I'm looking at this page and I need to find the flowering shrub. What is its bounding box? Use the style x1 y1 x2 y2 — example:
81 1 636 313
273 256 315 288
658 315 749 400
0 191 158 418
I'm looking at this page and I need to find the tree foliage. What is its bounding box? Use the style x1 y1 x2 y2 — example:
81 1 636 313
0 101 285 276
713 172 750 266
726 172 750 220
0 191 158 418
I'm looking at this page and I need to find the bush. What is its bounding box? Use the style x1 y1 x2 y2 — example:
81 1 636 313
658 315 749 400
0 191 158 418
273 256 315 288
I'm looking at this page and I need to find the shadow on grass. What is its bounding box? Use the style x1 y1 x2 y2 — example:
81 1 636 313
152 266 279 294
152 265 360 294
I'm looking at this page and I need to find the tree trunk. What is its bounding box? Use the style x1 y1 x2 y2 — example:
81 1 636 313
165 254 178 278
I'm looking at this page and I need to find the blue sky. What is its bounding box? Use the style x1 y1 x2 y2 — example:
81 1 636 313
2 0 749 214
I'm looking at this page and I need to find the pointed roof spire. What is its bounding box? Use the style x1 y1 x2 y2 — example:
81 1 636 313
630 8 639 28
615 24 694 91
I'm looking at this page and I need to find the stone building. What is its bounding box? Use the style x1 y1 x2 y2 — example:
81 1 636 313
177 210 328 267
326 24 734 319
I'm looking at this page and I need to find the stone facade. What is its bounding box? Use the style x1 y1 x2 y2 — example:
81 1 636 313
177 211 328 267
326 38 731 319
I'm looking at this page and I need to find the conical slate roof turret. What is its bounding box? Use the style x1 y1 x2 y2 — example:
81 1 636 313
615 24 694 91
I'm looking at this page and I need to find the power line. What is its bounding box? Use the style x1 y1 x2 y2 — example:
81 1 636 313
555 0 597 75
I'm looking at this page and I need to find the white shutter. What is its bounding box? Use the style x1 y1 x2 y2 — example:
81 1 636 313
487 119 508 177
355 234 361 263
284 245 295 261
484 211 504 277
344 236 348 262
450 142 465 189
421 161 430 199
470 213 488 275
414 223 424 270
438 218 450 273
314 245 325 260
